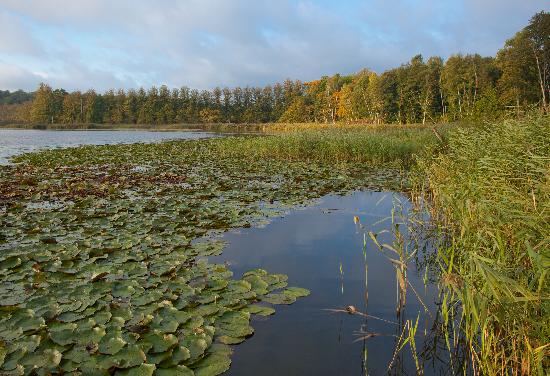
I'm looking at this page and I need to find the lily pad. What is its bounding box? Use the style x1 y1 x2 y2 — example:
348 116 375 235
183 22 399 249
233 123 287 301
98 329 127 355
242 305 276 316
156 365 195 376
114 363 156 376
192 348 232 376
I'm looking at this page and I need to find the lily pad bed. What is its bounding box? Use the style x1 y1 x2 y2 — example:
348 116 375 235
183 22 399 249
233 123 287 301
0 138 403 375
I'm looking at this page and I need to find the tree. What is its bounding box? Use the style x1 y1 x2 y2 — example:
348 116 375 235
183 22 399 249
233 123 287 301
61 91 84 125
124 89 139 124
199 108 221 123
83 90 103 123
30 83 54 123
221 88 233 123
442 54 499 120
279 97 311 123
378 69 400 123
525 11 550 112
157 85 173 124
421 57 444 123
496 31 539 116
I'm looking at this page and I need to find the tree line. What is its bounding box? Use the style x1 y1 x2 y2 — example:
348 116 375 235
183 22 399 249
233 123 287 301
1 11 548 126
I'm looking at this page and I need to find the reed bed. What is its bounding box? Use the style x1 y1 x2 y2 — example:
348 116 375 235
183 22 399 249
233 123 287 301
415 116 550 374
211 125 443 168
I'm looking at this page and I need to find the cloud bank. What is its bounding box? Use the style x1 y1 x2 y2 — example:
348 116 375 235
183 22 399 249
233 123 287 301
0 0 546 91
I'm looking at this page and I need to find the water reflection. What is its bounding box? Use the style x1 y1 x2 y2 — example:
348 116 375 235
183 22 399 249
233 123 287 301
210 191 453 375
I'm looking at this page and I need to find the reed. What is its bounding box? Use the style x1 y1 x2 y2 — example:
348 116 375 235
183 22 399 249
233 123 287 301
211 125 444 168
414 116 550 374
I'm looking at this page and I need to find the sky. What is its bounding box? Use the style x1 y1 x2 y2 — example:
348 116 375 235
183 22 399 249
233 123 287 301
0 0 547 92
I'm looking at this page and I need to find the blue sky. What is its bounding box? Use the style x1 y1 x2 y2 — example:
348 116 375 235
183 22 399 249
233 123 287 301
0 0 547 92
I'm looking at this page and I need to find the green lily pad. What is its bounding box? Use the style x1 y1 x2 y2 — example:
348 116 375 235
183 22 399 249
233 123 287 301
20 348 62 369
98 329 127 355
64 345 91 364
242 305 276 316
98 344 146 369
183 337 209 361
262 287 311 305
75 325 106 346
157 346 191 368
49 323 77 346
192 353 231 376
146 349 173 364
141 332 178 353
285 287 311 297
242 275 269 295
0 342 7 366
114 363 156 376
215 311 253 342
155 365 195 376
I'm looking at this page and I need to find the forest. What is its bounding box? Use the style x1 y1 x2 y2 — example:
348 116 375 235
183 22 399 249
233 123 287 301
0 11 548 127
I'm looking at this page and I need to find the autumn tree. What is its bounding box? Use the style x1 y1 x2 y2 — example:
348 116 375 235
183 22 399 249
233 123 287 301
30 83 54 123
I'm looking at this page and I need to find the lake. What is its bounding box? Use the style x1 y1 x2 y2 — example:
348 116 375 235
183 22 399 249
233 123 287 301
0 129 216 164
209 191 454 375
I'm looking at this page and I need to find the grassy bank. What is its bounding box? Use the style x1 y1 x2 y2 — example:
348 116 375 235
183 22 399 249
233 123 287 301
415 117 550 374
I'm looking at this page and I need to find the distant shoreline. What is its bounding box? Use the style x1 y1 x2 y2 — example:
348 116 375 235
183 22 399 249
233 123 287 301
0 122 268 133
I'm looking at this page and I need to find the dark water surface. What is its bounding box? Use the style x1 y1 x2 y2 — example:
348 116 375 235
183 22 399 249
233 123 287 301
0 129 216 164
211 191 447 376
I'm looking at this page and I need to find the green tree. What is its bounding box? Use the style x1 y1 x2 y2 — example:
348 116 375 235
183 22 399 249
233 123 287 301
525 11 550 112
83 90 103 123
496 31 539 116
442 54 499 120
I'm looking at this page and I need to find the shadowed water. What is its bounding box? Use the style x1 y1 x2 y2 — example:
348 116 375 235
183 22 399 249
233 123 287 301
0 129 216 164
211 191 452 376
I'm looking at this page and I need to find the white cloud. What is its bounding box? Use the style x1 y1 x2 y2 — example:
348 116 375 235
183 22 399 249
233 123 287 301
0 61 43 91
0 10 43 56
0 0 546 92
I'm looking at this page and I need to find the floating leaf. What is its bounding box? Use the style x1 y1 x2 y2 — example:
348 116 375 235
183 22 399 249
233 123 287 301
98 329 127 355
242 304 275 316
49 323 77 346
98 344 146 369
215 311 253 342
192 353 231 376
20 348 62 369
285 287 310 298
141 332 178 353
114 363 155 376
156 365 195 376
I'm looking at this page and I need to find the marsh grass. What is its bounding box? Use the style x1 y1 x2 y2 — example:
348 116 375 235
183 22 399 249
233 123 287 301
211 125 443 168
414 116 550 374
